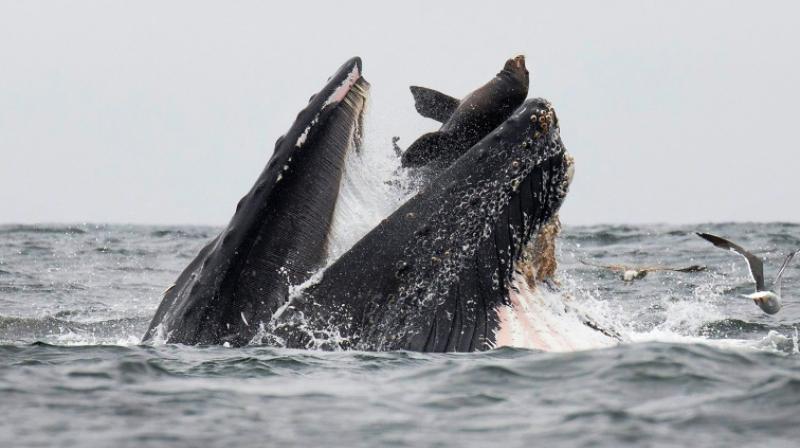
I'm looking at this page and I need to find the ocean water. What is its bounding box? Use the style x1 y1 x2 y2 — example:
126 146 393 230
2 222 800 447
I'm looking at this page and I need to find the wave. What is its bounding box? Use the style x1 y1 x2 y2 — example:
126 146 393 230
150 228 215 239
0 315 148 345
94 247 152 256
0 225 87 235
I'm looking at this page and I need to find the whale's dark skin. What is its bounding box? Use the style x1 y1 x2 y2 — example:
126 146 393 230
400 55 529 172
143 57 370 345
267 98 572 352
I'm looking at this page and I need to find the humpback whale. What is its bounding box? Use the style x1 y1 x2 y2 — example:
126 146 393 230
143 57 370 345
266 98 574 351
401 55 529 172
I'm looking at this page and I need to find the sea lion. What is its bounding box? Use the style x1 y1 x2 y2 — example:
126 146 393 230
401 55 529 172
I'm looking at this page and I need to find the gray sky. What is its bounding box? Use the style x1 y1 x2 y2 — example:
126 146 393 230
1 1 798 226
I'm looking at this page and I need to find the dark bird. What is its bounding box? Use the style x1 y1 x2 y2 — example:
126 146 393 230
580 259 706 282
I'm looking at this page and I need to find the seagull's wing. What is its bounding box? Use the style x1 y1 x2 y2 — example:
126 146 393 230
696 232 765 291
773 249 800 296
642 265 707 273
580 259 627 272
670 265 707 273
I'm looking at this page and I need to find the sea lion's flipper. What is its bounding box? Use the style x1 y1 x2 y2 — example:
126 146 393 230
401 131 461 168
410 86 460 123
391 136 402 158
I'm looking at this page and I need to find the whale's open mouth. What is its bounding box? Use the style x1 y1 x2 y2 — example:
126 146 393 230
145 59 597 352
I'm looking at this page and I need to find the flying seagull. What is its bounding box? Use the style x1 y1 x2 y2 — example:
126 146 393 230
580 259 706 282
696 232 800 314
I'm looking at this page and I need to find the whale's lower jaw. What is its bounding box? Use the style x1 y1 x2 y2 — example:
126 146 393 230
491 216 618 352
142 57 370 346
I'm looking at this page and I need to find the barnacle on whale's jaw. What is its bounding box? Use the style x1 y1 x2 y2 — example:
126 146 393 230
530 101 557 138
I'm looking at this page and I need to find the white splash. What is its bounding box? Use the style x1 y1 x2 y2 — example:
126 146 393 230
288 268 325 301
145 322 171 345
555 264 800 356
324 103 414 264
493 273 618 352
54 328 142 346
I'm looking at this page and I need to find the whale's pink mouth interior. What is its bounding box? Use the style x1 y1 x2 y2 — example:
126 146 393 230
295 63 367 149
493 274 618 352
325 64 361 106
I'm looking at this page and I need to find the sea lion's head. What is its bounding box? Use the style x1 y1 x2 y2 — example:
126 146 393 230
502 54 529 88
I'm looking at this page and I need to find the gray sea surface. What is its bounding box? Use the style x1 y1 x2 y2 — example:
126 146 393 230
1 223 799 447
